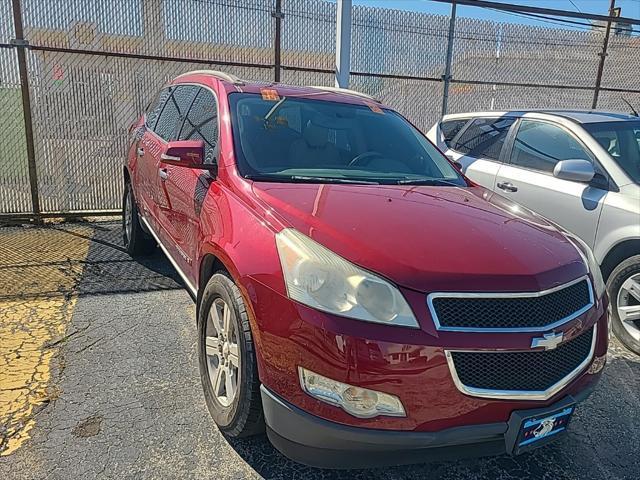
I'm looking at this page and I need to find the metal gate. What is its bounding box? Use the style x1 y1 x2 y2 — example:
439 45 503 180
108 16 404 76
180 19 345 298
1 0 639 221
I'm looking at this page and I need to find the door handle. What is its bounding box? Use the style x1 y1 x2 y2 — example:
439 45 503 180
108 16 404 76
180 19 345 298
158 168 169 180
137 147 144 157
497 181 518 193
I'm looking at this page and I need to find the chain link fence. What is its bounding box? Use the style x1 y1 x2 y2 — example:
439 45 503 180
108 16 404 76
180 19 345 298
1 0 638 219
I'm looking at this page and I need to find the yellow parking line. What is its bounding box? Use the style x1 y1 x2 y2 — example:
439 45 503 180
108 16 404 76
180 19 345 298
0 226 92 455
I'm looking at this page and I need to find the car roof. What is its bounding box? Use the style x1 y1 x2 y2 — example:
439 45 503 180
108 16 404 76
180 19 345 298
443 109 639 124
536 110 639 123
173 70 384 108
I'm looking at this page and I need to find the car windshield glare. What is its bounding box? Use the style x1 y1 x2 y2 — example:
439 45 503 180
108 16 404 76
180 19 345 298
584 120 640 184
228 93 466 186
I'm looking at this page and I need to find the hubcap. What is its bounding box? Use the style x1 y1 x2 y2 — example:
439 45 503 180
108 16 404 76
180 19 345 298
205 298 240 407
617 273 640 342
124 191 133 242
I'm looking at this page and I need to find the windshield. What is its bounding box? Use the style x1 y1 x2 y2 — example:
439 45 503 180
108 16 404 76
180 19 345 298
228 93 466 186
584 120 640 184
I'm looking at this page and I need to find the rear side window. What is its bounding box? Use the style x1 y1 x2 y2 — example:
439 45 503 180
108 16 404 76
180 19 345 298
440 119 468 147
145 89 170 130
179 87 219 164
510 120 592 173
154 85 199 141
453 117 515 161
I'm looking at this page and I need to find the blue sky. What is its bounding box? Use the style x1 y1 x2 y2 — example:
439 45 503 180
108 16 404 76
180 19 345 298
353 0 640 28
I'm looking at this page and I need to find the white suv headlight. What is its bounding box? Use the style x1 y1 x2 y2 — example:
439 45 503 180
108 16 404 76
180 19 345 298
275 228 419 328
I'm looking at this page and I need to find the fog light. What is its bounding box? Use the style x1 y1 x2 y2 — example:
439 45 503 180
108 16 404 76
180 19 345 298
298 367 406 418
588 354 606 374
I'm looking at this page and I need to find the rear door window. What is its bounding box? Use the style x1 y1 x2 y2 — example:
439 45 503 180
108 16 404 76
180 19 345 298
440 119 468 147
453 117 515 161
179 87 219 164
145 88 171 131
510 120 592 173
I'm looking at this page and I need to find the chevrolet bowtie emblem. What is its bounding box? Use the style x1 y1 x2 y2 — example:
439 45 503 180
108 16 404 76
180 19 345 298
531 332 564 350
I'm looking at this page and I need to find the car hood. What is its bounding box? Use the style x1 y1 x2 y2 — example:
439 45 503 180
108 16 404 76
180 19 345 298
251 182 587 293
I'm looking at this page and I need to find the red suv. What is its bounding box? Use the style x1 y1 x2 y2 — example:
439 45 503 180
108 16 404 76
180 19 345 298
123 71 608 468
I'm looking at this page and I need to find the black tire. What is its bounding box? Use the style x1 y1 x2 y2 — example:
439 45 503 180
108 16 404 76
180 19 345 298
607 255 640 355
198 272 264 437
122 182 155 257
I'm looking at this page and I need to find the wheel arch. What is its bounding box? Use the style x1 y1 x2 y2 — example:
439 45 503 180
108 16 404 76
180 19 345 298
198 253 230 313
601 238 640 282
196 246 268 381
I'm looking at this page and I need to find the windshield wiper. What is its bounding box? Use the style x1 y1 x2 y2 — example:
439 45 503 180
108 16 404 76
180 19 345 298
244 174 379 185
393 178 463 187
290 175 379 184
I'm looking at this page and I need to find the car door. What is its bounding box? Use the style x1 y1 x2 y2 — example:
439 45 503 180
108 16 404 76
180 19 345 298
135 88 171 218
157 85 219 274
442 117 516 190
495 118 608 247
150 85 200 252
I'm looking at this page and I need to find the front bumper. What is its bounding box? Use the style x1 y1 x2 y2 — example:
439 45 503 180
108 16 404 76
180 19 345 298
249 277 608 432
261 383 597 469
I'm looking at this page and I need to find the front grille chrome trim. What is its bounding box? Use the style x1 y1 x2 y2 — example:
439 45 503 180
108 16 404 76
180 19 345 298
444 324 597 401
427 275 594 332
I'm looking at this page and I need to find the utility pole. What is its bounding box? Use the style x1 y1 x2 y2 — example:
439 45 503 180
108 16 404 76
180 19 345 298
11 0 41 222
273 0 283 83
335 0 352 88
592 0 616 109
441 0 457 116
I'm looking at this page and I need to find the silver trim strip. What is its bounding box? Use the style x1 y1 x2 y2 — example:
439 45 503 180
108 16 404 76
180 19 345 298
427 275 594 333
140 215 197 297
444 324 597 401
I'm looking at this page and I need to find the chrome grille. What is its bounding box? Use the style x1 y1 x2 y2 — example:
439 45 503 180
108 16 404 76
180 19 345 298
429 277 593 331
446 326 596 400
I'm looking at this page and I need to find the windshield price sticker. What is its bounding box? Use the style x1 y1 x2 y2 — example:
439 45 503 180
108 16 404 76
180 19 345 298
261 88 281 101
366 102 384 114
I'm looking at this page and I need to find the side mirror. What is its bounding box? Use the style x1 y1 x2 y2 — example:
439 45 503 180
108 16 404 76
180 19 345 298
553 159 595 183
160 140 206 168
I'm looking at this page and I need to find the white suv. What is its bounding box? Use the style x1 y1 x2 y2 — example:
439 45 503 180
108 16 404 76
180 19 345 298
427 110 640 354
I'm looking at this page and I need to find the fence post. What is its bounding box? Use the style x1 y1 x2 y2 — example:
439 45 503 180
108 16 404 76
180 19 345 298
272 0 283 83
441 0 457 117
11 0 41 222
335 0 352 88
592 0 616 109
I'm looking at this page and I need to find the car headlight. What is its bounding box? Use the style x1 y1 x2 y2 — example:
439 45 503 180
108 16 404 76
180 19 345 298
566 233 606 299
275 228 419 328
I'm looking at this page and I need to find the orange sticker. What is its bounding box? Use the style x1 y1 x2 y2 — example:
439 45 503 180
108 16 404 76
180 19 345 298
366 102 384 114
261 88 280 101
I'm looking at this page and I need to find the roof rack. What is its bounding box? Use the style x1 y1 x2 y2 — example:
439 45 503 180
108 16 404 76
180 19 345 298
309 85 379 102
175 70 244 85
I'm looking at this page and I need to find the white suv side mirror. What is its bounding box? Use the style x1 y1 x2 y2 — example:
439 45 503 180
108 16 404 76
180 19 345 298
553 159 595 183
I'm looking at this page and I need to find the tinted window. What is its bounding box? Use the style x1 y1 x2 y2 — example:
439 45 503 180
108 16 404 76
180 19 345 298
228 93 466 186
511 120 592 173
453 117 514 161
584 120 640 184
440 119 468 146
145 88 170 130
154 85 198 141
179 87 218 164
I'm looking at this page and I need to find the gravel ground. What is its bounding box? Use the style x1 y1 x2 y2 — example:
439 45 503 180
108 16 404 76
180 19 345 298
0 221 638 480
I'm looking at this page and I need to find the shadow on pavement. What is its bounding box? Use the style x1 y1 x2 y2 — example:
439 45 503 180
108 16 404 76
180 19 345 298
0 220 183 300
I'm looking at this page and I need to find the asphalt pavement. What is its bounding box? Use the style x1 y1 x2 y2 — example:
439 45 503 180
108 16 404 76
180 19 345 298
0 221 638 480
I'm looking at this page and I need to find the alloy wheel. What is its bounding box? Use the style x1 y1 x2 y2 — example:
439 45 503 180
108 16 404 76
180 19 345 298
205 298 240 407
617 273 640 342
